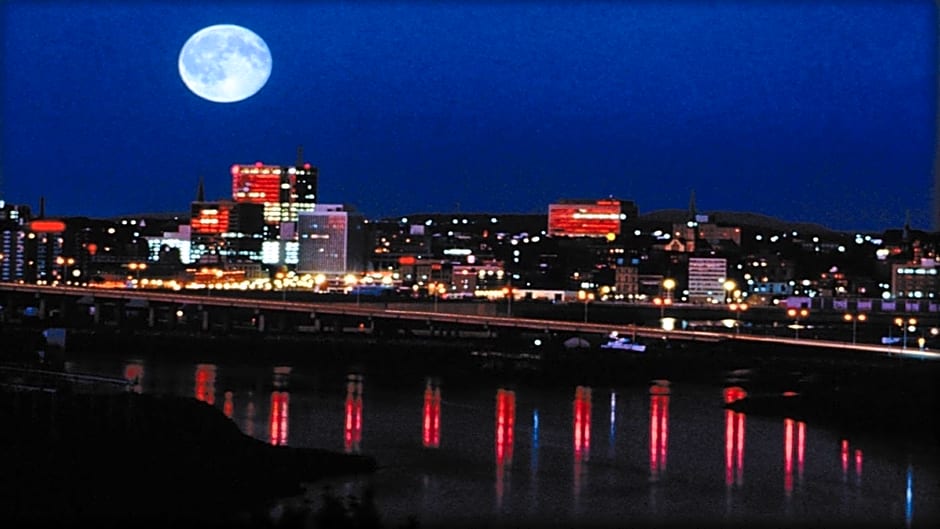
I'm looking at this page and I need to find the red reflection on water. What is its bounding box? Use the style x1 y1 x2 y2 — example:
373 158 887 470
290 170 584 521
649 381 670 481
269 391 289 446
194 364 216 405
783 418 805 495
797 421 805 483
124 363 144 394
841 439 849 479
854 449 863 481
784 419 794 495
495 388 515 507
422 379 441 448
345 375 363 453
723 387 747 487
223 391 234 419
573 386 592 498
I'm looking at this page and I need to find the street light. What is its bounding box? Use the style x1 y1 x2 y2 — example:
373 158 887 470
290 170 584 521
786 307 809 339
842 312 867 344
344 274 359 305
56 256 75 284
893 317 917 350
128 262 147 285
729 302 748 334
722 279 737 303
577 290 594 323
502 285 513 317
661 278 676 319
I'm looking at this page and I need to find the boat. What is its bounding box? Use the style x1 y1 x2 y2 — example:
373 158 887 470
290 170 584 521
599 332 647 352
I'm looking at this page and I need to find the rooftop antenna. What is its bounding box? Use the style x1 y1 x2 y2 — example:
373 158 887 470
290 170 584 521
38 196 45 218
296 145 304 167
196 176 205 202
688 189 697 219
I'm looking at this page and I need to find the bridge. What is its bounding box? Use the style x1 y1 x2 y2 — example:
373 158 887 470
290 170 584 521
1 283 938 361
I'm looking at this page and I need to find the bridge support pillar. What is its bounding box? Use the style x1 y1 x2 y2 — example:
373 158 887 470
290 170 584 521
147 307 155 328
92 303 101 325
221 310 232 333
256 313 265 333
38 297 47 320
201 310 210 332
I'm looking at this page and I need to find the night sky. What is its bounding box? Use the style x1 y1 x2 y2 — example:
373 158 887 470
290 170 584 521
2 2 936 232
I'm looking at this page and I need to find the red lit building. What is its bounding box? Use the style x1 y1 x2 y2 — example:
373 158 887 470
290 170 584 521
231 160 318 229
548 199 637 238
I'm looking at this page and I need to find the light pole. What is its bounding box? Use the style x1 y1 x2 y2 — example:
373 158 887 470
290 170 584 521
843 312 867 344
786 308 809 339
894 317 917 350
722 279 737 304
660 278 676 320
502 285 513 317
729 302 748 334
578 290 594 323
56 256 75 284
127 262 146 286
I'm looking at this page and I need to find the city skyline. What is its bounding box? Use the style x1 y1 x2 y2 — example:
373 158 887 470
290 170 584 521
1 2 937 232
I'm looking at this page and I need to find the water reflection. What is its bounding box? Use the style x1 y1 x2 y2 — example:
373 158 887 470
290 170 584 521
608 392 616 457
345 374 364 453
649 380 670 482
783 418 806 496
723 387 747 488
123 362 144 394
573 386 591 503
194 363 216 405
422 378 441 449
270 367 291 446
495 388 515 509
223 391 234 419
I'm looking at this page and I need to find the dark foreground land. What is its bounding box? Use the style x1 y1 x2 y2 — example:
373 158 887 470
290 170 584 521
2 325 939 528
0 388 377 528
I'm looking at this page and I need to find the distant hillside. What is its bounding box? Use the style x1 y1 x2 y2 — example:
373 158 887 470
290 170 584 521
639 209 849 236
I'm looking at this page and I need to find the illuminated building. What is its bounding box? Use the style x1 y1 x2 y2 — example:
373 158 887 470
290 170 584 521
891 261 939 299
230 157 318 231
190 197 264 264
547 198 637 238
687 257 727 303
297 204 366 275
0 201 30 281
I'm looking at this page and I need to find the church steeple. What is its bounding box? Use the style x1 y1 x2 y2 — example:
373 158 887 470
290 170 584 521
195 176 205 202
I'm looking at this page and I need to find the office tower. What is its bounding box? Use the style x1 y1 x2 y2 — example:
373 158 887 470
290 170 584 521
297 204 365 275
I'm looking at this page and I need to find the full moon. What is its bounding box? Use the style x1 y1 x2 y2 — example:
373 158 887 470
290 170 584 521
178 24 272 103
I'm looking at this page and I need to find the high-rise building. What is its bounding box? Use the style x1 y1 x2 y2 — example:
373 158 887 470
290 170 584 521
230 158 318 232
297 204 366 275
687 257 727 303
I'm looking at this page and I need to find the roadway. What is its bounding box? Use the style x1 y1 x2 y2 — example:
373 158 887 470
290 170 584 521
2 283 938 361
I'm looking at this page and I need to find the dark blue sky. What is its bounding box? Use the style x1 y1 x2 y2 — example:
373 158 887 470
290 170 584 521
2 2 936 232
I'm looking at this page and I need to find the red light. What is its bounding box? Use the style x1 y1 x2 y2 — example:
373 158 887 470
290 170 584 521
303 163 311 169
223 391 234 419
86 243 98 256
255 161 263 167
398 256 416 265
423 380 441 448
194 364 216 405
344 377 363 453
30 220 66 233
270 391 289 446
